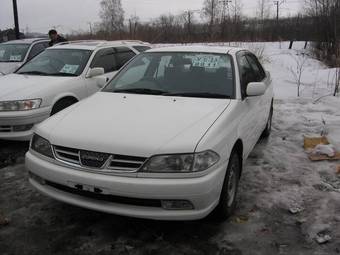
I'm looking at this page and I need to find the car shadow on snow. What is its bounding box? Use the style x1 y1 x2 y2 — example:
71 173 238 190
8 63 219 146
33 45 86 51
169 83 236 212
17 199 241 255
0 139 29 169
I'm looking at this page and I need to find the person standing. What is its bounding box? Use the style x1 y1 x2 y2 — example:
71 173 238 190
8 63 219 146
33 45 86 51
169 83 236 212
48 29 67 46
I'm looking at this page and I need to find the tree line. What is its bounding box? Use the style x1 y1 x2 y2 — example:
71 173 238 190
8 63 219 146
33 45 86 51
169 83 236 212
70 0 339 66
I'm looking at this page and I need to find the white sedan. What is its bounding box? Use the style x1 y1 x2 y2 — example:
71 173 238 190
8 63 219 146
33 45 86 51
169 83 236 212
26 46 274 220
0 40 150 140
0 38 49 75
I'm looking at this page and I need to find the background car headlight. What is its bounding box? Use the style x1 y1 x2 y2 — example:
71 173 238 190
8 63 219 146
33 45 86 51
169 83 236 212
0 99 41 111
31 134 54 158
141 150 219 173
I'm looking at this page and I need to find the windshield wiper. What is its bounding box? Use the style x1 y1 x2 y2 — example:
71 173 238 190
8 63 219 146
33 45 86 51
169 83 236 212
164 92 230 99
0 60 20 63
113 88 168 95
17 71 49 76
48 73 78 77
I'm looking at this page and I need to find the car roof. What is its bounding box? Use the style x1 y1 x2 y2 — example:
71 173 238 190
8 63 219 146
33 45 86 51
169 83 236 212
1 38 49 45
52 40 151 51
147 45 247 55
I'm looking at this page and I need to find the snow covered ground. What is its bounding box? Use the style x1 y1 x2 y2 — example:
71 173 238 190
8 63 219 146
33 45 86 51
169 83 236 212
0 42 339 255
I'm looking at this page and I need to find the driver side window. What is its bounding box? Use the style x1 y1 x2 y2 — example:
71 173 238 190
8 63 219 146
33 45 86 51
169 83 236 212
90 48 117 73
27 43 47 61
237 54 256 98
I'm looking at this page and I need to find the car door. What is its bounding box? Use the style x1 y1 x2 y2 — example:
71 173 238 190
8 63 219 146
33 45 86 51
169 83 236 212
85 47 136 96
236 51 263 157
26 42 48 62
85 47 117 95
245 53 271 134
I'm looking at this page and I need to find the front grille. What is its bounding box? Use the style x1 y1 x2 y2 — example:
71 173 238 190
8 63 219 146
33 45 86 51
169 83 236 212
0 126 12 132
45 180 162 207
53 146 147 172
0 124 33 133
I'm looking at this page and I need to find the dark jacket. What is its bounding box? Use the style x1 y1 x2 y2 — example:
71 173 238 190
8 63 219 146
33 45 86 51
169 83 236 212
49 35 67 46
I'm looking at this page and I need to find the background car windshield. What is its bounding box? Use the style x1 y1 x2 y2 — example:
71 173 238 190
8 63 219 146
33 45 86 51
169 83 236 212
0 44 30 62
104 52 234 98
17 49 92 76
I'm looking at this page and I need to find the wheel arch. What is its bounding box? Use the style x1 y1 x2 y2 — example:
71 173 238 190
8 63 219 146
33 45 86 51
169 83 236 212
50 94 79 115
231 139 244 177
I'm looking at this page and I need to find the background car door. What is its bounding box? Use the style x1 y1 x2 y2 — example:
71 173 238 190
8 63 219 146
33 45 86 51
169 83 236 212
237 52 264 157
26 42 48 62
85 47 136 95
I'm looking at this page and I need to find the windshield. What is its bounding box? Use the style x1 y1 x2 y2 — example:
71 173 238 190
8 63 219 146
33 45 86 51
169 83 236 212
0 44 30 62
16 49 92 76
104 52 234 99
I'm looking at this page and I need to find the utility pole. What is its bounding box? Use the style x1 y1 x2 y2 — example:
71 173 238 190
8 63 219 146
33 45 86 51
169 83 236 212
12 0 20 39
233 0 237 23
274 0 284 39
274 1 279 24
219 0 231 40
274 0 285 24
88 22 93 35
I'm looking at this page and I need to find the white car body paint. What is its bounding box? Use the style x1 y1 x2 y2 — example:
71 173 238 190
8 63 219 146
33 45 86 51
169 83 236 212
0 41 148 140
26 46 274 220
0 38 50 75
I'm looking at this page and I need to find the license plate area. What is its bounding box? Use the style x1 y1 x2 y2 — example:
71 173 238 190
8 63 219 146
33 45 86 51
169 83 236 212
67 181 109 195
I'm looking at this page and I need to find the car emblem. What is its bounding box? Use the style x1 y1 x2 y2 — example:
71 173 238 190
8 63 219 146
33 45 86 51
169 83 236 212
80 150 110 168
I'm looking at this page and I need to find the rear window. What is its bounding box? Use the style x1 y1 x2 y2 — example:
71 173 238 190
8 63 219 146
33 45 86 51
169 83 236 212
132 45 151 52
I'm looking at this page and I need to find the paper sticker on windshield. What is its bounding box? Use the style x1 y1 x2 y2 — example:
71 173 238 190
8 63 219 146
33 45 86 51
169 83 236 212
0 50 5 58
9 55 22 61
192 55 221 68
60 64 79 74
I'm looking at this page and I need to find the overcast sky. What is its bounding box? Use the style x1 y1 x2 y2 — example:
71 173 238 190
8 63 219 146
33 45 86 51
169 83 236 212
0 0 303 34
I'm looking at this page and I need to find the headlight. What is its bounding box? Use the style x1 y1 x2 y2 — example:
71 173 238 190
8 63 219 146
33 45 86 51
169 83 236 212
141 150 219 173
31 134 54 158
0 99 41 111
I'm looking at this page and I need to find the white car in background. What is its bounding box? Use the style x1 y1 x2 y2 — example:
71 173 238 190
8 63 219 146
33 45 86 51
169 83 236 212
0 40 151 140
0 38 50 75
26 46 274 221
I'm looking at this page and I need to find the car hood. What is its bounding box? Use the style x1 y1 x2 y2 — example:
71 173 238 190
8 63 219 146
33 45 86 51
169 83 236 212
38 92 231 157
0 74 74 101
0 62 22 75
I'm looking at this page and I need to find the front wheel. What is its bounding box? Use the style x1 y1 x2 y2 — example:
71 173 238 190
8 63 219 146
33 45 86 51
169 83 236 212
213 151 241 220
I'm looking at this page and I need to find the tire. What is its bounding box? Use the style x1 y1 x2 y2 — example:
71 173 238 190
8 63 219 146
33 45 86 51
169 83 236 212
213 151 241 220
261 103 273 138
50 98 77 116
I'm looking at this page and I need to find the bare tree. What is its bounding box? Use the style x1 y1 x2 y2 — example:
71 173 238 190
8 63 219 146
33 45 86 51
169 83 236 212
202 0 221 37
304 0 339 62
256 0 271 20
128 15 139 39
289 52 308 97
334 68 340 96
181 10 196 42
231 0 243 23
99 0 125 35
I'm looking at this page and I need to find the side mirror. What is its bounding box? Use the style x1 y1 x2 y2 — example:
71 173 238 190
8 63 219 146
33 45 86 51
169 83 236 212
246 82 266 97
87 67 105 78
96 76 107 88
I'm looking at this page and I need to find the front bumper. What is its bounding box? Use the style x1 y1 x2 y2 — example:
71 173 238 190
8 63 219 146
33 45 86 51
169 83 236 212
0 107 50 141
26 151 228 221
